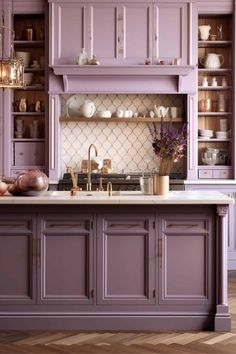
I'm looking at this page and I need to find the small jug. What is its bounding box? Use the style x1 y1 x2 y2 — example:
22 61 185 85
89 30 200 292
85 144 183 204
200 53 224 69
154 105 169 118
198 25 211 40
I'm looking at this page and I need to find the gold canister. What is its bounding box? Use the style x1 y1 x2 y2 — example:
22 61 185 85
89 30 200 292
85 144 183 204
153 175 169 196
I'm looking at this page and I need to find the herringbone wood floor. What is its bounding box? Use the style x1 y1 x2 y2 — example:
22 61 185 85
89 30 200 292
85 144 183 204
0 271 236 354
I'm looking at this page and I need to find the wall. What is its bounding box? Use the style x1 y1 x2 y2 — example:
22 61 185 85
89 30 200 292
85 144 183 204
61 94 185 175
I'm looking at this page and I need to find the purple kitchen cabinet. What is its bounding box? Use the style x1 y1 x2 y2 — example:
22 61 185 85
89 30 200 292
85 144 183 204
49 2 87 65
120 3 152 64
14 142 45 166
158 213 214 307
0 214 36 305
88 3 119 64
38 214 94 304
153 2 188 65
97 214 155 305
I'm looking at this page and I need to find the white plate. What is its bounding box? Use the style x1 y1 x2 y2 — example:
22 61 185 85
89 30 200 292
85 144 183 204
66 95 82 117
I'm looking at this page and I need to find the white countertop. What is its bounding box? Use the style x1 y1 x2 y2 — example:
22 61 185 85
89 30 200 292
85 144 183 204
0 190 233 205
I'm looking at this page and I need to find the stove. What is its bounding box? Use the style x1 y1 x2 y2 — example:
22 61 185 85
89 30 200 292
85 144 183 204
58 173 184 191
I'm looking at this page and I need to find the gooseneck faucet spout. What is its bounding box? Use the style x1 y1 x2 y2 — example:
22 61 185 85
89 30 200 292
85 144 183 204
87 144 98 191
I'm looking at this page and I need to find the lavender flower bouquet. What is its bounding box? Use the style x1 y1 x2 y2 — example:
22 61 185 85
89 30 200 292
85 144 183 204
150 120 188 176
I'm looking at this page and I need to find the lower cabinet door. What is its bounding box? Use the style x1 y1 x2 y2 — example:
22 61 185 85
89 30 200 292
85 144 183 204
158 211 215 307
97 214 156 305
0 214 36 304
38 214 94 305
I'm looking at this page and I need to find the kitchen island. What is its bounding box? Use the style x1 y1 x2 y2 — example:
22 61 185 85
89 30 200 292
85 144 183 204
0 191 233 331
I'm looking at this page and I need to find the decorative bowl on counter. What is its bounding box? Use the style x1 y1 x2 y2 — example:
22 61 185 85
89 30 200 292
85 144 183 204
15 169 49 196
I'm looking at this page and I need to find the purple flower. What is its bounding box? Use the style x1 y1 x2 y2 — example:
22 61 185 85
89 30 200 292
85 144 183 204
149 121 188 175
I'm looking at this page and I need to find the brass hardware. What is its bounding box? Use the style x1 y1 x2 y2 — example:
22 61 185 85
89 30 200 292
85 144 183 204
168 224 198 228
91 289 94 298
107 181 113 197
97 177 104 191
66 166 80 196
118 15 123 21
32 238 36 258
87 144 98 191
155 34 157 41
153 289 156 298
110 223 139 228
158 239 162 269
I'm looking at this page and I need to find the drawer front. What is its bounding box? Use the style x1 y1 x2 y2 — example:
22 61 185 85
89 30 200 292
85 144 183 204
42 218 91 234
14 142 45 166
198 169 213 179
213 169 232 179
164 219 207 233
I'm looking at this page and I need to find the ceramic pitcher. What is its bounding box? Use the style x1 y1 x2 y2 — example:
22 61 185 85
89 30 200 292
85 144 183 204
200 53 224 69
154 105 169 118
80 100 96 118
198 25 211 40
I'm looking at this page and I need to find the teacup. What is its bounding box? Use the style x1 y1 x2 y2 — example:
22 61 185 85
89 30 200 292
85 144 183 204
116 109 124 118
124 110 133 118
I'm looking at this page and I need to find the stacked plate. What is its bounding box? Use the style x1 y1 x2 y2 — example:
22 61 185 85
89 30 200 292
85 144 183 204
198 129 213 139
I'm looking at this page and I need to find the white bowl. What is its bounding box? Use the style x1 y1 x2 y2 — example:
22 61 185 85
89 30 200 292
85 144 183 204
98 110 112 118
15 52 31 67
198 129 213 137
215 131 228 139
24 73 33 86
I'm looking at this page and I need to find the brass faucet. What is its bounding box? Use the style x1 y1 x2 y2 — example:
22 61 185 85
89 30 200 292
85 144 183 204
66 166 80 196
107 181 112 197
87 144 98 191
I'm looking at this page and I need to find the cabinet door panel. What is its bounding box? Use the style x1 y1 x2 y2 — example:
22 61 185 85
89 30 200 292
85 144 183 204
158 214 214 305
14 142 45 166
154 3 188 65
97 214 155 305
0 216 36 304
39 215 94 304
50 2 86 65
89 4 118 63
122 4 152 64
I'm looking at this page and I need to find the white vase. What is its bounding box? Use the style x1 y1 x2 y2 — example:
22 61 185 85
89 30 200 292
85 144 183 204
76 48 88 65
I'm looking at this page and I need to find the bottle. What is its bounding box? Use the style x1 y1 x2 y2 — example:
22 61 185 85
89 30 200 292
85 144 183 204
211 77 218 87
76 48 88 65
202 76 208 87
222 77 227 87
25 24 34 41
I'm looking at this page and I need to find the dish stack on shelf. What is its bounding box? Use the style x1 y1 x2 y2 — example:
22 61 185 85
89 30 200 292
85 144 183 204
197 14 233 179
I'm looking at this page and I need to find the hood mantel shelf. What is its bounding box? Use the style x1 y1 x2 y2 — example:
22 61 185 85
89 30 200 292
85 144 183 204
50 65 196 94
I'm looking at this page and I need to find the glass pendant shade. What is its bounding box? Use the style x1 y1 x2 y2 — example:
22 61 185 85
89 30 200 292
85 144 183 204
0 57 24 88
0 0 25 89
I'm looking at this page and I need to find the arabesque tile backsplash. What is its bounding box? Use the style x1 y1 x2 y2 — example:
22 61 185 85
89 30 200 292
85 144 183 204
61 94 185 175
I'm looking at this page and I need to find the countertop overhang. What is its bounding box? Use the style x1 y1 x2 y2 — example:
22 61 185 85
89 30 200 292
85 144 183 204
0 191 233 205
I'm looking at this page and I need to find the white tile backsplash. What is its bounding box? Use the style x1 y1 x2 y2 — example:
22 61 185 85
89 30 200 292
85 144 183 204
61 94 185 174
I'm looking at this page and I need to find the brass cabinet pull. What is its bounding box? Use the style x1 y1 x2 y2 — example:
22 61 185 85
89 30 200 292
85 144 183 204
168 223 198 228
110 223 139 228
36 239 41 258
158 239 162 269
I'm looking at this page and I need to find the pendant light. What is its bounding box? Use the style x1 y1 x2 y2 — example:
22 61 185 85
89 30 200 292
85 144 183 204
0 0 24 88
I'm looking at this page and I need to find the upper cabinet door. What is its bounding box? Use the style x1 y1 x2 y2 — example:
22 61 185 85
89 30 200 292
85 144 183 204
49 2 87 65
121 4 152 64
153 2 188 65
88 3 119 64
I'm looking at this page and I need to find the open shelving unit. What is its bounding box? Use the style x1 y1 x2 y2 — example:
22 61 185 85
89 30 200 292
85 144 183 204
11 13 46 178
197 14 233 179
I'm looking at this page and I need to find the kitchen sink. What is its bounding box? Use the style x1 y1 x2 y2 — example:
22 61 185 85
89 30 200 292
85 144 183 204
47 190 143 198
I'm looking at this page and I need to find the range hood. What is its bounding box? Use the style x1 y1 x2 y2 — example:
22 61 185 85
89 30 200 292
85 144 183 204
50 64 196 94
